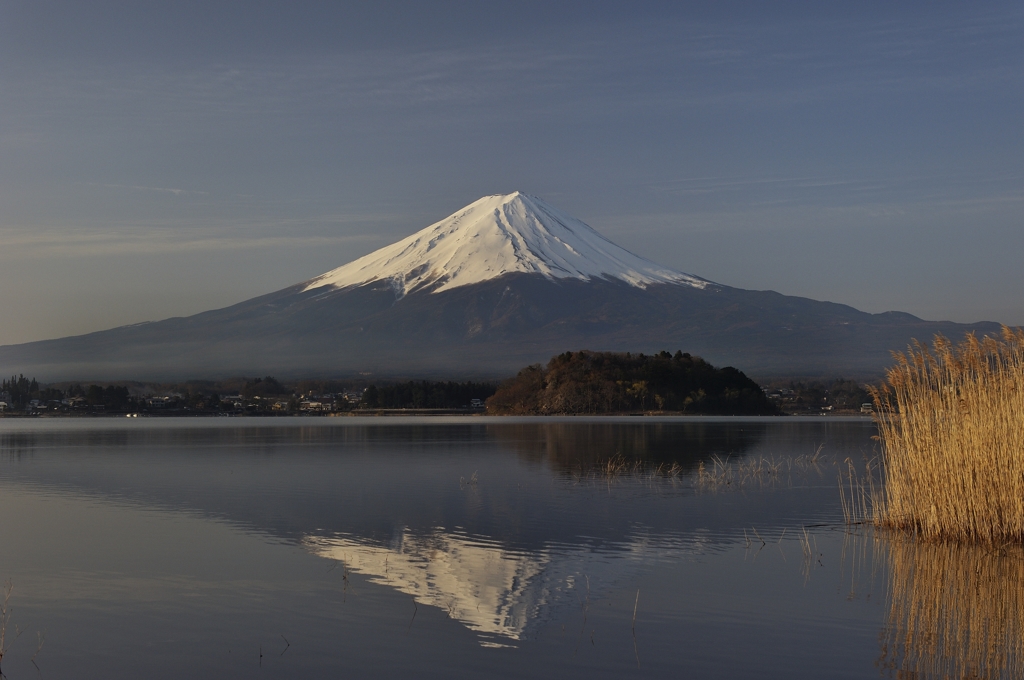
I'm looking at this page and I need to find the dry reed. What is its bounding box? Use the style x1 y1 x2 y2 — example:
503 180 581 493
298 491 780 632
0 580 11 672
870 327 1024 543
571 455 684 484
838 457 881 526
696 447 827 492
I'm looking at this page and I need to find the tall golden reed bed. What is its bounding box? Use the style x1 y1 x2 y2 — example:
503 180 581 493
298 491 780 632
871 326 1024 543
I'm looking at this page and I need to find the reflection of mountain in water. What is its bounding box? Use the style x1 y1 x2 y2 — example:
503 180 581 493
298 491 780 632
304 527 709 648
0 420 879 651
0 420 869 552
876 535 1024 679
306 530 550 647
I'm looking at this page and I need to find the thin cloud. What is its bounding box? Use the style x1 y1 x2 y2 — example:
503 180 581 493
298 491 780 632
86 182 209 196
0 229 383 258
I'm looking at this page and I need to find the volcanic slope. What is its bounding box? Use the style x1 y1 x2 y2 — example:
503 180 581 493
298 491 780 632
302 192 708 295
0 192 1002 380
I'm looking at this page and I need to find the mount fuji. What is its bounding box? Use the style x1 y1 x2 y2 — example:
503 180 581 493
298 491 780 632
0 192 1001 380
302 192 708 296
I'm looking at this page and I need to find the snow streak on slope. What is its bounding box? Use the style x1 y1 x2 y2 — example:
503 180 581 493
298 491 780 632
303 192 708 297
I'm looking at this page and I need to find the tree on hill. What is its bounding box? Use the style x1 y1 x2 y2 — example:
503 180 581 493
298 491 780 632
2 375 40 408
241 376 289 400
358 381 496 409
486 350 778 415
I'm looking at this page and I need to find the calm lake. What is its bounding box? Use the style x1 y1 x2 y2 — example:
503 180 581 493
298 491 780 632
0 417 1017 679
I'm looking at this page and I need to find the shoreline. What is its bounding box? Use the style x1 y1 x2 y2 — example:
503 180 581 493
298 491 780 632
0 409 873 419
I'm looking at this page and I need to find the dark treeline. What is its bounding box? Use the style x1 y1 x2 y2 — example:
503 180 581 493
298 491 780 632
361 381 497 409
1 374 131 410
486 350 778 415
2 375 43 408
241 376 290 399
1 373 497 415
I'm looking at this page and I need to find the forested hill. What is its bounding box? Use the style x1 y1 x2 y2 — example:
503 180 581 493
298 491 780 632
486 350 778 415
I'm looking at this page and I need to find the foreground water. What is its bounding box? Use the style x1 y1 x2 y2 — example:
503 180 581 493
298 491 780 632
0 416 1016 679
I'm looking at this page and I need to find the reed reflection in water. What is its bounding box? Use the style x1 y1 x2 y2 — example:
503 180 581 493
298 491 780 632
876 534 1024 679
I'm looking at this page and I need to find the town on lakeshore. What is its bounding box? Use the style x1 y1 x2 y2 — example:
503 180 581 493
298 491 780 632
1 351 874 418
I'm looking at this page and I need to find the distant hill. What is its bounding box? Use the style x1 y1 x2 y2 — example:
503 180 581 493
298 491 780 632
0 192 1002 381
486 350 778 415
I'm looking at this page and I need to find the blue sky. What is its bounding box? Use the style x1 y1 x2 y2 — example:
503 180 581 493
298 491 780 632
1 1 1021 345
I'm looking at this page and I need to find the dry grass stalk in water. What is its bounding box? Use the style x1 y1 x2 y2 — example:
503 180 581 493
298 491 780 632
574 455 684 484
871 327 1024 543
838 457 881 526
0 580 10 669
696 449 828 492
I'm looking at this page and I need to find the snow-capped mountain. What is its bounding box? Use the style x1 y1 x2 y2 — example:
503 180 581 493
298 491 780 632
303 192 707 297
0 193 1003 380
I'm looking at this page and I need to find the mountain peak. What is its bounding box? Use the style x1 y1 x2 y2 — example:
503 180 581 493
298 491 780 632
303 192 708 297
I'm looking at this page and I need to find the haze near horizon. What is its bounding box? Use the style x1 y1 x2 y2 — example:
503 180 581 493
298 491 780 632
1 1 1021 346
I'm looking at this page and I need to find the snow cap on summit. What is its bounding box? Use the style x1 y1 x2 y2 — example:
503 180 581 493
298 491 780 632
303 192 707 296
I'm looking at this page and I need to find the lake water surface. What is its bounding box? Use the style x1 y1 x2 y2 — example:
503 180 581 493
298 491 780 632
0 417 1016 679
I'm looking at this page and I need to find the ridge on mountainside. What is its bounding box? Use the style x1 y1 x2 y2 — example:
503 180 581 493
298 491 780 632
0 192 1005 381
302 192 708 297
